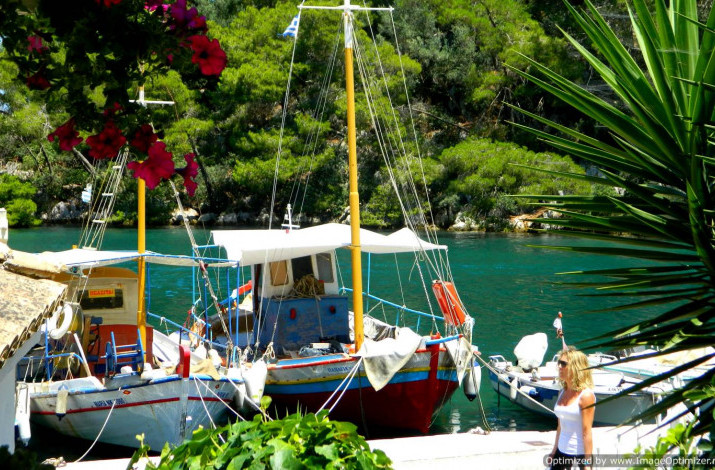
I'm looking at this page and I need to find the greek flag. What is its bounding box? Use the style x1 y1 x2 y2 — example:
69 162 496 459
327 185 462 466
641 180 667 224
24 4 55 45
283 14 300 38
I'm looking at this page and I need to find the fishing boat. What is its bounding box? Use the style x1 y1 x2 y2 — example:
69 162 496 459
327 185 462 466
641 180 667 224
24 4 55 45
13 150 249 450
180 0 479 434
487 353 669 426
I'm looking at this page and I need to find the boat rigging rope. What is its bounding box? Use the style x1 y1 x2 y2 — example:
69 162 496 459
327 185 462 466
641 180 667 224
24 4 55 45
318 356 363 414
73 392 119 463
169 180 232 348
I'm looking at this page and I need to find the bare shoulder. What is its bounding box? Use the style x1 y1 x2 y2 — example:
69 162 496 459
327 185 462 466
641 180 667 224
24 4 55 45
580 388 596 406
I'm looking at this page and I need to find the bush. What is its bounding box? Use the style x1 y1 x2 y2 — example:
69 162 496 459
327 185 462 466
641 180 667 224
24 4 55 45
0 174 40 227
131 407 392 470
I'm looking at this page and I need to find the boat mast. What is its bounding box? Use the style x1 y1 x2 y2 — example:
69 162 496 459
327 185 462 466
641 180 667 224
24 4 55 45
298 1 392 351
133 86 174 360
343 0 364 351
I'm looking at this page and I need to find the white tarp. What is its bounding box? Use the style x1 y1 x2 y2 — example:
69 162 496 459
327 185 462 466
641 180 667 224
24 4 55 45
211 223 446 265
355 327 423 391
36 249 235 270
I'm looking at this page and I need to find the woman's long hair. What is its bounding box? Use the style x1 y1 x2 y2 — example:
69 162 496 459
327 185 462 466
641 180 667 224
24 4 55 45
558 346 594 391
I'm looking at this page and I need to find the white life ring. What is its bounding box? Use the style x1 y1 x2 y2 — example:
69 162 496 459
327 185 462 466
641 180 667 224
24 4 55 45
47 303 74 340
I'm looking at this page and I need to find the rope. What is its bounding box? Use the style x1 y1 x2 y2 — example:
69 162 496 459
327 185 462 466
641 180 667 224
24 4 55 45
474 354 556 415
73 392 119 462
169 180 232 348
318 357 363 413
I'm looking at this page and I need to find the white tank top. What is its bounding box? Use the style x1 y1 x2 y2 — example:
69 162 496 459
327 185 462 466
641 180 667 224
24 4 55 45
554 389 594 455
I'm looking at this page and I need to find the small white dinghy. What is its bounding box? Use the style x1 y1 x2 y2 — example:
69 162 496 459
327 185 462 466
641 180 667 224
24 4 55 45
487 334 670 426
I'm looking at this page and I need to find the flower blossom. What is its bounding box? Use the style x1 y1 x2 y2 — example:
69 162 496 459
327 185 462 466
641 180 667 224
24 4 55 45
176 153 199 196
170 0 207 33
26 72 51 90
48 119 83 151
86 120 127 160
127 141 175 189
144 0 164 12
130 124 158 153
27 35 48 54
95 0 122 7
103 102 123 117
188 35 227 76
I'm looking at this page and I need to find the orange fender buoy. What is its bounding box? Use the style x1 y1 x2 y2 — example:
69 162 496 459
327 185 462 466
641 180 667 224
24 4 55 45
432 280 466 326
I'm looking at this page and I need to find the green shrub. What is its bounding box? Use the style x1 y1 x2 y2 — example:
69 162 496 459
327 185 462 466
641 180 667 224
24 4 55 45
0 174 40 227
131 407 392 470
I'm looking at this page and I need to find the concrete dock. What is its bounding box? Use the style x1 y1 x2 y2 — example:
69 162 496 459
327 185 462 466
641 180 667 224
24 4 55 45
57 424 663 469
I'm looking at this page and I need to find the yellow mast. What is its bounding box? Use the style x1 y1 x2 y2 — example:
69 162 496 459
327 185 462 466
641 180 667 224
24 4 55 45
137 177 147 360
343 1 364 351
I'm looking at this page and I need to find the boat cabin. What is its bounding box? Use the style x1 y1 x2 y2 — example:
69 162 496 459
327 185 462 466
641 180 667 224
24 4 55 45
252 251 349 355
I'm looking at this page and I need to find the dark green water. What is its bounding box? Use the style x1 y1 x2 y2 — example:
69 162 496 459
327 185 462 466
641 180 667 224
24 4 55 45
9 226 657 457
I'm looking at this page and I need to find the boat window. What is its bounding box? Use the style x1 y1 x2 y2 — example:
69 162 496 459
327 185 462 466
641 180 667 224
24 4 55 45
315 252 334 283
269 261 289 286
292 255 314 281
80 288 123 310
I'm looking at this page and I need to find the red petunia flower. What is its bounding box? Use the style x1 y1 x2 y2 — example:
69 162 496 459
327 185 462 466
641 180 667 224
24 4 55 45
27 35 48 54
176 152 199 196
127 141 175 189
95 0 122 7
130 124 158 153
86 120 127 160
26 72 51 90
102 102 123 117
188 35 227 76
48 118 83 152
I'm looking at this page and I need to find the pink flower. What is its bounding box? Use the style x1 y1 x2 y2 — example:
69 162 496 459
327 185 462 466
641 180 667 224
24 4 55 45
95 0 122 7
130 124 158 153
188 35 227 76
144 0 164 12
170 0 206 32
86 121 127 160
27 35 48 54
48 119 83 152
127 141 175 189
176 153 199 196
26 72 51 90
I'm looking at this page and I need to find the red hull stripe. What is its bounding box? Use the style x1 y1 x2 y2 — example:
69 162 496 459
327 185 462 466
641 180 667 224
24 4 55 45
32 396 228 415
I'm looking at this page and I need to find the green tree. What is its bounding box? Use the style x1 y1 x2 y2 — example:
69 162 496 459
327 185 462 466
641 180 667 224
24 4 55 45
0 174 40 227
510 0 715 437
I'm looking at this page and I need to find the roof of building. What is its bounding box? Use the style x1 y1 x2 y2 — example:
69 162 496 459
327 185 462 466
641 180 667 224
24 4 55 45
0 267 66 371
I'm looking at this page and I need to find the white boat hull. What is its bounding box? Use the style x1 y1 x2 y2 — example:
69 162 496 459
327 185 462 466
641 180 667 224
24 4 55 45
487 364 661 426
29 375 238 450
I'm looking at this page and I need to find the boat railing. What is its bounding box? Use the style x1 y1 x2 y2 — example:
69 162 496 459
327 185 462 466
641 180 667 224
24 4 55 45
340 287 443 336
148 311 228 351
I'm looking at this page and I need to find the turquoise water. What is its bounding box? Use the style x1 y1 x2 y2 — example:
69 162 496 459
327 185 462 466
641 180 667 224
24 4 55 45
10 226 657 453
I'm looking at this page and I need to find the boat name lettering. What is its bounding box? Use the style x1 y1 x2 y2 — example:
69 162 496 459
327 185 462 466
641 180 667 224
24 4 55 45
93 398 126 407
326 366 352 374
88 288 115 298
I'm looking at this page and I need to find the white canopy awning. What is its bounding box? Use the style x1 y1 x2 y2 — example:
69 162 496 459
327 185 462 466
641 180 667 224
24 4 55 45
37 249 235 271
211 223 446 265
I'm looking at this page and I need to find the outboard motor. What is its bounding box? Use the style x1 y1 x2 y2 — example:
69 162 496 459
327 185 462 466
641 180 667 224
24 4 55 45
514 333 548 371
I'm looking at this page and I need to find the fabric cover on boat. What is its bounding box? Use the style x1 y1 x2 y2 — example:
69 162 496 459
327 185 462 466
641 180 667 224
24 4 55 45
356 327 422 391
211 223 446 266
445 336 473 385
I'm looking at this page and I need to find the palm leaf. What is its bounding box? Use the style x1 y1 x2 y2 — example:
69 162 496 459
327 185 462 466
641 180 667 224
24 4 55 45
510 0 715 434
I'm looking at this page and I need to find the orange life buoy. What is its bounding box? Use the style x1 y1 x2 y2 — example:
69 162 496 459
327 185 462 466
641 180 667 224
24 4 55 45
432 280 466 326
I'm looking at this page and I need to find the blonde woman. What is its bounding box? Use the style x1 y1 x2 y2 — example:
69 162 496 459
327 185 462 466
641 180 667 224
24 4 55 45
549 346 595 470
